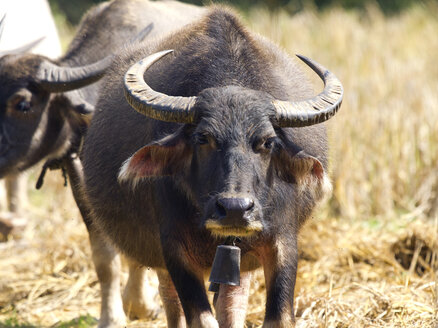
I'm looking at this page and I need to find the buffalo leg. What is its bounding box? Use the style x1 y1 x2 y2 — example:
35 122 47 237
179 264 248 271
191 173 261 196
89 230 126 328
156 269 186 328
260 240 298 328
123 258 160 320
0 174 27 239
5 173 27 214
214 271 252 328
64 156 125 327
162 248 218 328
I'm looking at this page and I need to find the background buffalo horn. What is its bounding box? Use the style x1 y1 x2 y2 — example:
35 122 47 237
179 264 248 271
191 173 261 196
0 14 6 41
36 55 113 93
272 55 343 127
124 50 197 124
129 23 154 45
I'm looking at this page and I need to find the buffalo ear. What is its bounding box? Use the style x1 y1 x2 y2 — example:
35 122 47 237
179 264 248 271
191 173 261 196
118 129 191 184
50 91 94 127
273 149 325 185
63 89 95 115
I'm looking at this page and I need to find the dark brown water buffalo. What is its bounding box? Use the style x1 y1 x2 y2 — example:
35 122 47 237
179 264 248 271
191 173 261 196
83 6 342 328
0 0 205 326
0 1 61 235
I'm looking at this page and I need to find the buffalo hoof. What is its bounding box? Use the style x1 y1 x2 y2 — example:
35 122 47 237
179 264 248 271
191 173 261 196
0 212 27 241
122 282 161 320
194 312 219 328
123 297 161 320
97 311 126 328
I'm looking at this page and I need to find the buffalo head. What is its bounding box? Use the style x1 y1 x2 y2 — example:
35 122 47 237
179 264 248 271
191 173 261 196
119 50 342 238
0 16 111 177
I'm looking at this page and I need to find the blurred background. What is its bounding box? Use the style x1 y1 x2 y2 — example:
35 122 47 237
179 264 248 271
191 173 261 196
1 0 437 327
49 0 429 24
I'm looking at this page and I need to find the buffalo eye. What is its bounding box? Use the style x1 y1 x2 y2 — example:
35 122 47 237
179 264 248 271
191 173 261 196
254 136 279 153
7 89 34 114
15 100 31 112
193 133 210 146
263 137 276 150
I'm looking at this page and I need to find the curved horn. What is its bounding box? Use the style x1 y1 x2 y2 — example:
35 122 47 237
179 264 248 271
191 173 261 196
129 23 154 44
124 50 197 124
272 55 343 127
36 55 113 93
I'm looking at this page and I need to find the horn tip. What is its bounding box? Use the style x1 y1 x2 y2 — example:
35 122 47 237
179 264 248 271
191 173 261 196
295 54 312 66
161 49 174 57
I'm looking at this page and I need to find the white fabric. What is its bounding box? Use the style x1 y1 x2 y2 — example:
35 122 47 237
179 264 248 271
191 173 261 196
0 0 62 58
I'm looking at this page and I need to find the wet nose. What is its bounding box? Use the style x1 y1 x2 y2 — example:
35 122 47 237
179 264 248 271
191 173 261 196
216 197 254 220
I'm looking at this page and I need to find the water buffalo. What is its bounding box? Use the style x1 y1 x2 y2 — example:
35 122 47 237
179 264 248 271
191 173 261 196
0 0 61 232
83 6 342 328
0 0 205 326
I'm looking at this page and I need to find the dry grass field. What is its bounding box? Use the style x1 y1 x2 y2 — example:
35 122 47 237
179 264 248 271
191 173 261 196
1 2 438 327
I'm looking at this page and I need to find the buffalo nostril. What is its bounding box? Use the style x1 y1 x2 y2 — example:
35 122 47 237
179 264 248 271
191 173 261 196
245 199 255 211
216 201 227 217
216 197 255 218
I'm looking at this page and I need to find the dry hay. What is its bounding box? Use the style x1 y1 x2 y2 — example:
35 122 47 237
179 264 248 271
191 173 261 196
0 172 102 326
295 216 438 327
0 182 437 327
